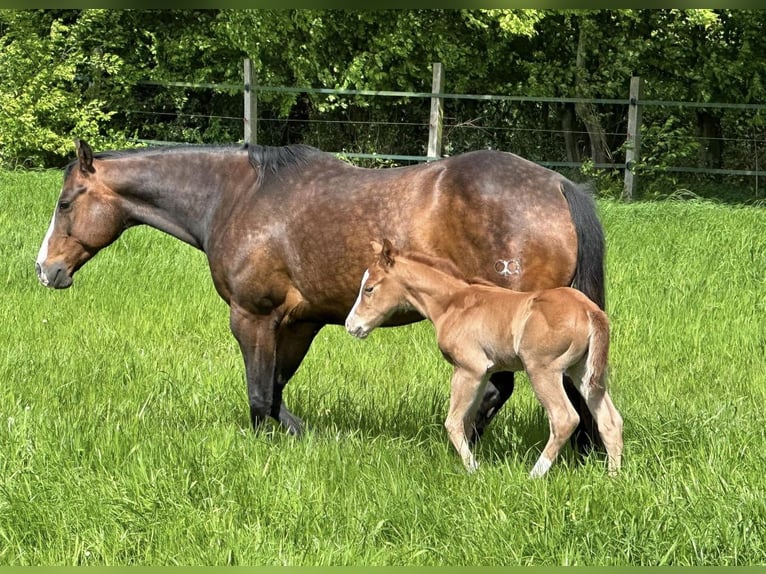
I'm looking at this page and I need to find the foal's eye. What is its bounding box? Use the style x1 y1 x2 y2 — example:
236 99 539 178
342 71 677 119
364 285 374 295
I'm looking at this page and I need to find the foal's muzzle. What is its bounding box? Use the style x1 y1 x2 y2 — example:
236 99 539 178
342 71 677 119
36 261 73 289
344 315 370 339
346 325 369 339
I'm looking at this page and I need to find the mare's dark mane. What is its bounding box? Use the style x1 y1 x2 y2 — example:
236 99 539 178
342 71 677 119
63 144 242 177
63 142 325 186
246 143 324 186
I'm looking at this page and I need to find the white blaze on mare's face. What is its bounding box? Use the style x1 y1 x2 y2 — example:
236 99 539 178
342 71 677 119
35 213 57 286
345 269 370 331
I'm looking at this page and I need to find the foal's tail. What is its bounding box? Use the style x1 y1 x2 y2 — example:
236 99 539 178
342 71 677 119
585 310 611 392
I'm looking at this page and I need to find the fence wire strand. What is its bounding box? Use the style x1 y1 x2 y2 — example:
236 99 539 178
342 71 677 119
131 77 766 189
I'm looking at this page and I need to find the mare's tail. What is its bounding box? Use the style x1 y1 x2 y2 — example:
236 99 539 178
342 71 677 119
585 310 610 392
561 179 607 455
561 180 605 310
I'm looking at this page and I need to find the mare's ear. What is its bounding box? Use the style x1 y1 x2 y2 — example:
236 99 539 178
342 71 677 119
74 139 95 175
380 238 396 268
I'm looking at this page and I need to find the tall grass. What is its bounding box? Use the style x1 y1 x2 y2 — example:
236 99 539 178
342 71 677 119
1 169 764 565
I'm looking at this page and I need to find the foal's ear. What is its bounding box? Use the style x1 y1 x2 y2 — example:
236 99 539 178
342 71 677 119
74 139 95 175
380 238 396 268
370 240 383 255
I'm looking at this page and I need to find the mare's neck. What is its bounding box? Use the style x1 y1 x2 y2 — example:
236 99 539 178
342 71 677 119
99 150 252 251
398 259 469 323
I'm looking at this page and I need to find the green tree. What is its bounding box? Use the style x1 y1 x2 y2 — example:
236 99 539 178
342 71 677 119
0 10 244 166
216 10 546 150
0 10 123 166
3 7 766 189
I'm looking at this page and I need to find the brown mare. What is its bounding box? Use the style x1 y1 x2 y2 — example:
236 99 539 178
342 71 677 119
35 140 606 453
345 240 623 477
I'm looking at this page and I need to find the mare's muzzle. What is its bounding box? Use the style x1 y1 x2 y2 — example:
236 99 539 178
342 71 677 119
36 261 73 289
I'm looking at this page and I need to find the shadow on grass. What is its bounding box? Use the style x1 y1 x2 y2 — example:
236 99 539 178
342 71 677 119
248 388 598 473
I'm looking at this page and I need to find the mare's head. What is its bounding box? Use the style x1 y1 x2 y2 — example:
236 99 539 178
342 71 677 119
36 140 126 288
345 239 408 339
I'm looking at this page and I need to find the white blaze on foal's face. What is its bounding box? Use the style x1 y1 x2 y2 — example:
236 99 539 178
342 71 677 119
345 269 371 338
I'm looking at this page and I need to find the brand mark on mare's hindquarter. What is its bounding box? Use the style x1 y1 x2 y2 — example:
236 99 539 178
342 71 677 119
494 258 521 278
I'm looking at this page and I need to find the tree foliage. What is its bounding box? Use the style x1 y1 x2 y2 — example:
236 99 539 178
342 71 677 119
2 8 766 196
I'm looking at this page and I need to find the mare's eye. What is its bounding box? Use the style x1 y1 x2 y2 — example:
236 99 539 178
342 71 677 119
58 200 72 212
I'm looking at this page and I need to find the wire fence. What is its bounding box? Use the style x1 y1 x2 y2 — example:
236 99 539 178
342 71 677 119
123 67 766 199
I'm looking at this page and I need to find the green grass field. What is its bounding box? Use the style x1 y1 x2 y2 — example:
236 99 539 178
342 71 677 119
1 169 764 565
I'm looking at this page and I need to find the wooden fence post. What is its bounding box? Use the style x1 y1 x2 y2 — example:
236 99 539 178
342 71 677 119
244 58 257 145
427 62 445 161
623 76 643 200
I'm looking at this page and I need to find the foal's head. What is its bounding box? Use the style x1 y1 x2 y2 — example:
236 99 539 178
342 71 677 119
345 239 408 339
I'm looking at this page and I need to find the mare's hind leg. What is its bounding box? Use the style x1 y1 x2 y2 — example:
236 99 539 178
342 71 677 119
272 321 322 436
471 371 515 445
527 367 581 478
474 371 601 457
444 367 489 472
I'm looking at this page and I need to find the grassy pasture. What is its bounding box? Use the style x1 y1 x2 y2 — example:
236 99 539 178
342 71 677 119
1 168 764 565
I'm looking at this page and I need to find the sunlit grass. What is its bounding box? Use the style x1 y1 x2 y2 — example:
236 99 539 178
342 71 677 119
1 169 764 564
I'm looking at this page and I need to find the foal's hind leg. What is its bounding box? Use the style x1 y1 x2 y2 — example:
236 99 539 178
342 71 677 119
564 374 604 457
572 374 624 475
444 367 488 472
592 390 623 475
527 367 581 478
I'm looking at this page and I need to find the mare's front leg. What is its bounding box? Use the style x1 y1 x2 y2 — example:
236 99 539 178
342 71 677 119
230 304 281 432
272 321 322 435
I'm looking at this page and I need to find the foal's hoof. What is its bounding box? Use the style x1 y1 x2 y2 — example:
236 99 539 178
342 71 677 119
468 427 484 447
528 456 553 479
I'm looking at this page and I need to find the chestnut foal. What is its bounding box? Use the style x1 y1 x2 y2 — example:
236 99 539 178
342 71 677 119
345 240 623 478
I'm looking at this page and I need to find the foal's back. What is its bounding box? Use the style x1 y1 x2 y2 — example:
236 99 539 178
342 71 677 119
437 284 603 374
516 286 604 370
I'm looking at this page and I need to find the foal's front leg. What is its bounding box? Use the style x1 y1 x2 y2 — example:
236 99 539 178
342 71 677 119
444 367 488 472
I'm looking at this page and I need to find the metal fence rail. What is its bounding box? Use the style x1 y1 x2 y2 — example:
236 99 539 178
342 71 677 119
133 60 766 199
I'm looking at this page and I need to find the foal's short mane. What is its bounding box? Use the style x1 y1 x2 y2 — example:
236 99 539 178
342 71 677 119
63 142 326 187
401 250 497 287
401 251 468 282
